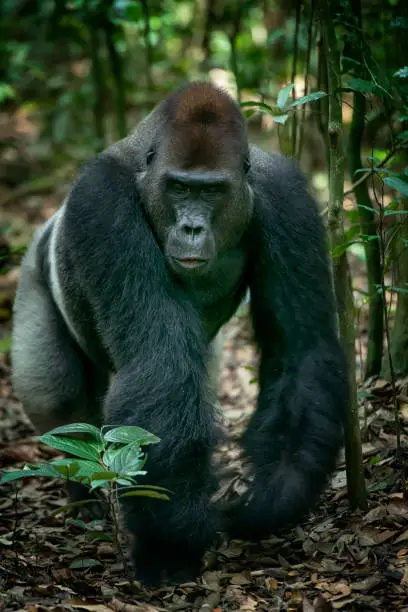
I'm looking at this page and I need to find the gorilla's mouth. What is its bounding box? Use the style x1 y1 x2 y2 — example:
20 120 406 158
175 258 208 269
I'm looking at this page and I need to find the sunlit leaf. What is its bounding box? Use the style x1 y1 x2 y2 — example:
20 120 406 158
38 434 101 461
109 442 147 476
0 465 61 484
270 114 289 125
394 66 408 78
277 83 294 110
287 91 328 108
103 426 160 446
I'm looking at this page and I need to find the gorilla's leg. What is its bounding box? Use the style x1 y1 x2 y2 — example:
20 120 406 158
11 228 109 512
106 359 218 587
207 329 224 395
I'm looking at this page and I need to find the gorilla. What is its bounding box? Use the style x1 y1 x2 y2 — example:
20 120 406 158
11 81 348 586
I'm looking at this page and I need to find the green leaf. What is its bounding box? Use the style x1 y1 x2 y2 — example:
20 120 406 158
267 28 284 45
384 209 408 216
277 84 294 110
117 483 171 492
270 114 289 125
116 477 138 486
357 204 380 215
287 91 328 108
344 224 361 242
344 209 360 223
90 479 114 490
109 442 147 476
240 100 275 114
394 66 408 78
345 78 383 95
120 489 170 501
46 423 103 446
0 336 11 354
38 434 101 461
389 286 408 294
70 558 102 569
72 459 107 481
242 108 257 119
332 239 363 258
51 460 81 479
0 465 61 484
65 518 87 529
90 471 118 480
103 426 160 446
0 83 15 104
383 177 408 197
396 131 408 142
102 444 124 468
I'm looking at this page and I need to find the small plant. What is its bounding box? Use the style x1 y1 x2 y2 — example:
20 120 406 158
0 422 169 503
0 422 169 571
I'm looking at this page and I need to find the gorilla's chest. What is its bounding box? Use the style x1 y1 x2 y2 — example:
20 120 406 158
181 249 248 340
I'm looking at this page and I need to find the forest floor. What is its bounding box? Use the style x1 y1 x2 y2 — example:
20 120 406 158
1 112 408 611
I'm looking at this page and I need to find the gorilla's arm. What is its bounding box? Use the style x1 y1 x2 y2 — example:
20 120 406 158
60 154 218 584
227 150 348 539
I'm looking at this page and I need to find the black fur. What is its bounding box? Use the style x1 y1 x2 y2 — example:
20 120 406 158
11 82 348 587
60 155 219 583
224 152 347 538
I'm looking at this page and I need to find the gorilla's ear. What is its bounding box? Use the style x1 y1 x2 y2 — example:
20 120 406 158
244 156 251 174
146 148 156 166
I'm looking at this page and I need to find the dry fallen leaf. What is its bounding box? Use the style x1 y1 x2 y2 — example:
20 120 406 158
395 528 408 544
66 600 113 612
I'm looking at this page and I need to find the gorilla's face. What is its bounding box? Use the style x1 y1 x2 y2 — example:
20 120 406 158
141 154 253 278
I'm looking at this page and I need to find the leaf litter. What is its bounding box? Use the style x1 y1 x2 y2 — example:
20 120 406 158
1 241 408 611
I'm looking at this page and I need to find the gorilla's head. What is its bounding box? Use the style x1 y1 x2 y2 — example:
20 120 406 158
138 82 253 277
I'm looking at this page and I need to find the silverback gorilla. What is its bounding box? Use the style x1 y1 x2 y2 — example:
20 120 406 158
11 82 348 586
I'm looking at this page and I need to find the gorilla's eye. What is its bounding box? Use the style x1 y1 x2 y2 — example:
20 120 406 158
202 185 220 199
146 149 156 165
244 156 251 174
171 182 190 197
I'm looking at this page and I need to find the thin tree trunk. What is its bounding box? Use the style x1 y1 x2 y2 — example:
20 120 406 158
348 91 383 379
317 0 366 510
140 0 154 90
104 20 127 140
88 25 106 150
348 0 383 379
290 0 301 157
382 216 408 378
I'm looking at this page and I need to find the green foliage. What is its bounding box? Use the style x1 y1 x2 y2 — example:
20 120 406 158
241 86 328 126
0 83 15 103
383 177 408 198
0 422 169 503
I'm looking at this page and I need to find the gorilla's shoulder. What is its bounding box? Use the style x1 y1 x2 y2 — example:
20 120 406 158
249 144 306 185
248 144 320 227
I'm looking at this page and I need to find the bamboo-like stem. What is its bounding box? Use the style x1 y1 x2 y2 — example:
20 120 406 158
317 0 367 510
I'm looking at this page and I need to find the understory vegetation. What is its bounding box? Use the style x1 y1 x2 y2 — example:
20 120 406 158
0 0 408 610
